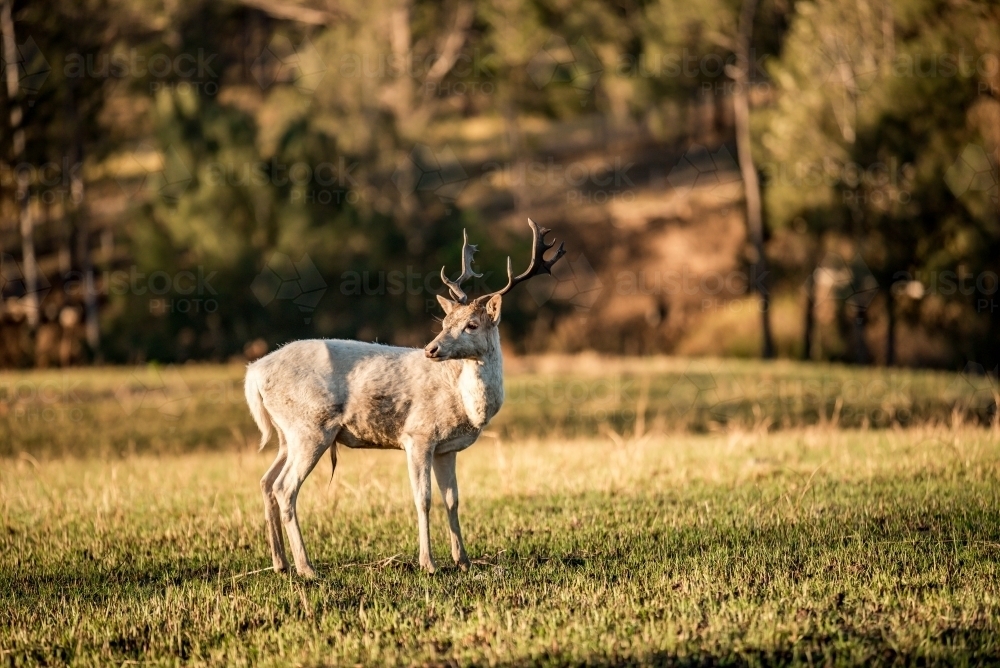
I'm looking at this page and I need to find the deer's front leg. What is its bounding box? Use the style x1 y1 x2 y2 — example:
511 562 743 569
433 451 470 571
404 437 436 573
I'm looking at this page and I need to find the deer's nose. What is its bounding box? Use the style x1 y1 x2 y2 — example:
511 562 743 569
424 343 440 358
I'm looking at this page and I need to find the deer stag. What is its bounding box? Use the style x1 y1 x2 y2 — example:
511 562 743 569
245 219 566 577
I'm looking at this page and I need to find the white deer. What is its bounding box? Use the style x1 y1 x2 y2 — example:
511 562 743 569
244 220 566 577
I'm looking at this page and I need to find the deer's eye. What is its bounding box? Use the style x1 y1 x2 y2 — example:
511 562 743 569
466 321 479 331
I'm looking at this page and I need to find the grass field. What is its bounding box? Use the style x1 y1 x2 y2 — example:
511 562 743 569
2 358 1000 665
0 356 994 458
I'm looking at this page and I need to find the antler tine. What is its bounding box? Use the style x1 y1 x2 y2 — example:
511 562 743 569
440 229 483 304
492 218 567 297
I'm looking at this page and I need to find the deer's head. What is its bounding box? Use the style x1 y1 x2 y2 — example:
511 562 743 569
424 294 502 361
424 220 566 361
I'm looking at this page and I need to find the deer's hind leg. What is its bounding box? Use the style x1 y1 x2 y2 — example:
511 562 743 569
273 424 338 578
260 428 289 572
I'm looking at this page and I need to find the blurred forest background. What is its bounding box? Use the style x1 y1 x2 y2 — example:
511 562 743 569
0 0 998 368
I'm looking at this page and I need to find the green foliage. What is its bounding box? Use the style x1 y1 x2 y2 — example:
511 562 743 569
3 0 1000 365
762 0 1000 365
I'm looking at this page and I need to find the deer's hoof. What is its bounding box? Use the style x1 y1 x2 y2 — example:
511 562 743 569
420 558 437 574
457 558 471 572
297 564 319 580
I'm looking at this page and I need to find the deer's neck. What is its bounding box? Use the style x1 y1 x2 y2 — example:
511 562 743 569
457 330 504 429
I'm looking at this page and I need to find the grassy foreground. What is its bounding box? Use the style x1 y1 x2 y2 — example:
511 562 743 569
3 426 1000 665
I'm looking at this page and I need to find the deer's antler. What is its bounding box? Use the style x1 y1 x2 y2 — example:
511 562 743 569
440 229 483 304
487 218 566 298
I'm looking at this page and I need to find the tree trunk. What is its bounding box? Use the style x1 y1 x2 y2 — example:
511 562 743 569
2 0 39 329
74 174 100 357
802 272 815 360
853 306 869 365
884 285 895 366
65 74 101 357
732 0 774 358
503 82 528 214
18 189 38 327
57 200 72 275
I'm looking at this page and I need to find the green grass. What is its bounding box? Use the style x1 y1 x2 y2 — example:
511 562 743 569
0 356 994 458
3 426 1000 665
2 359 1000 665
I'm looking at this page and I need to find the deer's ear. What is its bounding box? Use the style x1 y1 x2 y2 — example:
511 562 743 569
485 293 502 323
437 294 459 315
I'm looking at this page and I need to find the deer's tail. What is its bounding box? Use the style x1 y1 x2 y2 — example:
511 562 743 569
244 364 273 451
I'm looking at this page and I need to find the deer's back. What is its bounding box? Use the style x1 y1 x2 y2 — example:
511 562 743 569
251 339 473 450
